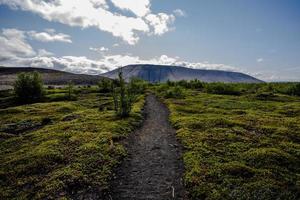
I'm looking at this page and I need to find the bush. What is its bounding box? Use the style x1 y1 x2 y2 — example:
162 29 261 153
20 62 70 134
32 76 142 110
168 79 204 90
98 78 112 93
156 84 170 93
177 80 189 88
287 83 300 96
111 71 135 117
189 79 204 90
165 86 184 99
14 71 44 103
128 77 147 95
166 80 175 86
205 83 241 95
255 92 275 100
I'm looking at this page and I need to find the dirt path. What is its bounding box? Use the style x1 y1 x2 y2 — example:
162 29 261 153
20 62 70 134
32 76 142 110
110 94 186 200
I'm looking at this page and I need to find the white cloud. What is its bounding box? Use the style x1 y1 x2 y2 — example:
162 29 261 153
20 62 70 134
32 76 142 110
257 58 264 63
0 0 177 45
145 13 175 35
0 28 35 61
173 9 186 17
108 54 238 72
111 0 150 17
44 28 56 34
0 51 241 76
89 46 109 53
90 0 108 9
37 49 54 57
27 30 72 43
112 43 119 47
0 28 242 76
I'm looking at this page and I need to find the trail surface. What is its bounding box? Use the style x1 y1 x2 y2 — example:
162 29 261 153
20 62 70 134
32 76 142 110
110 94 186 200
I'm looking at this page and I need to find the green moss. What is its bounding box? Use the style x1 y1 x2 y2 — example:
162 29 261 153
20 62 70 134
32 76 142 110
0 90 145 199
244 148 297 169
154 86 300 199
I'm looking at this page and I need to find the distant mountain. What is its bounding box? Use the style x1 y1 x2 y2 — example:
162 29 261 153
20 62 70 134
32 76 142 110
102 64 263 83
0 67 105 90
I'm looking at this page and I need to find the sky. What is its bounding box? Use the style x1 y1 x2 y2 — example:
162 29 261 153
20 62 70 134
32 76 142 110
0 0 300 81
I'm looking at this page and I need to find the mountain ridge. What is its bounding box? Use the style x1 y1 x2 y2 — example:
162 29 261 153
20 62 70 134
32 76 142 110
102 64 263 83
0 66 105 90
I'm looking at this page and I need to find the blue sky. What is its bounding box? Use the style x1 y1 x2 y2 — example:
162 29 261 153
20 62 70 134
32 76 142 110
0 0 299 81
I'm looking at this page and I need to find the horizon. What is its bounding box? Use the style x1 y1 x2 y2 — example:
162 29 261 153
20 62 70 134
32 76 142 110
0 64 300 84
0 0 300 82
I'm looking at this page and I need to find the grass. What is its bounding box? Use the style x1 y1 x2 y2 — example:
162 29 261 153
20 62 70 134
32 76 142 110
1 81 299 199
0 88 145 199
153 84 300 199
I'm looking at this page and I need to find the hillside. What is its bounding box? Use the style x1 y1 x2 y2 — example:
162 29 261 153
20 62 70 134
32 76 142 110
102 64 263 83
0 66 104 90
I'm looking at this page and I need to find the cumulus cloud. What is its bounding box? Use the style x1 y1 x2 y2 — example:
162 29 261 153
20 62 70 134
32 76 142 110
173 9 186 17
27 29 72 43
145 13 175 35
0 0 177 45
0 51 240 76
3 56 111 74
0 28 241 76
0 28 73 63
0 28 35 61
37 49 54 57
111 0 150 17
101 54 239 72
89 46 109 53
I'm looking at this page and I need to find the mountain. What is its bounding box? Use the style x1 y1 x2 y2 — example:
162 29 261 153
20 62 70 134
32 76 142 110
0 67 104 90
101 64 263 83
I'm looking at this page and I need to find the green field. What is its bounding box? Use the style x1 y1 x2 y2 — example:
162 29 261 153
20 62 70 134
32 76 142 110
1 81 300 199
154 83 300 199
0 87 144 199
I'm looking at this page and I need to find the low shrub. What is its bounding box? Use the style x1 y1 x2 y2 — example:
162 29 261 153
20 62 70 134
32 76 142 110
255 92 276 100
14 71 44 103
164 86 184 99
98 78 112 93
128 77 148 95
170 79 204 90
286 83 300 96
205 83 241 95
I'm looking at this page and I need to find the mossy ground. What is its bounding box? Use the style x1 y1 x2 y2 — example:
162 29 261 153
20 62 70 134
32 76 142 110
154 86 300 200
0 87 144 199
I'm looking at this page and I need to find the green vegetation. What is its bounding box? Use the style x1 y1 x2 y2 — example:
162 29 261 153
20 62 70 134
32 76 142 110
0 84 145 199
98 78 112 93
14 72 44 103
111 72 143 118
128 77 148 95
287 83 300 96
1 76 300 199
153 82 300 199
65 81 77 101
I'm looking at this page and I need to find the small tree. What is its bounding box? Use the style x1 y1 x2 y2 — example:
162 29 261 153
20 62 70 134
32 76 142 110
14 71 44 103
66 81 75 100
98 78 112 93
111 71 134 117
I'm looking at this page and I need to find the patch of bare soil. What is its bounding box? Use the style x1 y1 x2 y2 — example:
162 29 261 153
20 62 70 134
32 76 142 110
109 94 187 200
